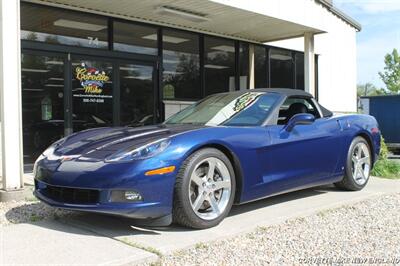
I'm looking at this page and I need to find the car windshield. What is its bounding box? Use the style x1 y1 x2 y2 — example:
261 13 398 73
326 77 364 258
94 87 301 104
164 92 280 126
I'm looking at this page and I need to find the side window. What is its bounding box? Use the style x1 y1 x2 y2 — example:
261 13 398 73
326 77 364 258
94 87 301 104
277 97 320 125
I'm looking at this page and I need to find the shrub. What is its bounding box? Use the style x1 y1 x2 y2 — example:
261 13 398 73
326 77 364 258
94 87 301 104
379 136 389 160
371 136 400 179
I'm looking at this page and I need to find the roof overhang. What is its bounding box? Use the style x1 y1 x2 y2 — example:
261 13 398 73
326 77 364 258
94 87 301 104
24 0 327 43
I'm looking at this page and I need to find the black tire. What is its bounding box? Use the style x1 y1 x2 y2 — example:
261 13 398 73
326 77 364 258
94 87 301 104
334 136 371 191
173 148 236 229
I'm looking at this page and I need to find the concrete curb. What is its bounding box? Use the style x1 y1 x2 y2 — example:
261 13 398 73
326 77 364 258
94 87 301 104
0 187 32 202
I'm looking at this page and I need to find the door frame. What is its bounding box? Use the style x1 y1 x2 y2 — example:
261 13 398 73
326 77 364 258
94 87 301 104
68 54 158 131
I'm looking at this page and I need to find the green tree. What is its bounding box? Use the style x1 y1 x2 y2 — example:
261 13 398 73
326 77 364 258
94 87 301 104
379 48 400 94
357 83 387 97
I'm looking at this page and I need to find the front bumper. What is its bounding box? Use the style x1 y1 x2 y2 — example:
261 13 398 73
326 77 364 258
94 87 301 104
33 157 178 220
34 181 167 219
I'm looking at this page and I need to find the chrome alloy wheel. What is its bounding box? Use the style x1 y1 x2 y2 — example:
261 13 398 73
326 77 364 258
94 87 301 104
351 142 371 186
189 157 232 220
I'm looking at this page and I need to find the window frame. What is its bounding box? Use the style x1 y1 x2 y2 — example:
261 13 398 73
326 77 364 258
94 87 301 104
267 95 324 126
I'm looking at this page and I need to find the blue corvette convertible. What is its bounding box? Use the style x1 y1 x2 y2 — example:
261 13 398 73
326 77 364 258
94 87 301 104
34 89 380 229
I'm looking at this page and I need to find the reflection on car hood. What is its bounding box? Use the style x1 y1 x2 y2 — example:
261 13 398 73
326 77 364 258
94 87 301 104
52 124 202 159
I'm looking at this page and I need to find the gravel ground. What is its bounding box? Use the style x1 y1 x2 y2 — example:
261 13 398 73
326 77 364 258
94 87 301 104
154 193 400 266
0 191 73 225
1 191 399 265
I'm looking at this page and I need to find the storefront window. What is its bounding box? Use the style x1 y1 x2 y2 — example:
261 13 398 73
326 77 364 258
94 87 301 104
254 46 268 88
295 53 305 90
162 30 200 100
21 54 65 163
204 37 236 95
71 59 113 132
21 3 108 49
239 42 249 90
114 21 158 55
270 48 294 88
120 64 155 126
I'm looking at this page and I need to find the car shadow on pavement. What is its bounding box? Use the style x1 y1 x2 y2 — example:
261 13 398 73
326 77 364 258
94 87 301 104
4 184 344 237
228 184 333 217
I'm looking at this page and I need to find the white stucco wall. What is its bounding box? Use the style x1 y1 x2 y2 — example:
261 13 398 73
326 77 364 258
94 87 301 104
0 122 2 177
267 3 358 113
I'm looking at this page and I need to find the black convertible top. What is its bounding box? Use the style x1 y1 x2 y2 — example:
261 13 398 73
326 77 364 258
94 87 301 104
251 88 312 98
249 88 333 118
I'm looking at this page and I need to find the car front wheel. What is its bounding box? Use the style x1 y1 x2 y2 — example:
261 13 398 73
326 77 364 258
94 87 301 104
173 148 236 229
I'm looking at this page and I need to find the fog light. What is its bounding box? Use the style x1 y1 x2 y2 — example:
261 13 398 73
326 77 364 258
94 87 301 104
110 190 143 202
125 191 142 201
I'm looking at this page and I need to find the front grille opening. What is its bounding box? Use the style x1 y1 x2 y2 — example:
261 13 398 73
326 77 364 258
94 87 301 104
44 185 99 204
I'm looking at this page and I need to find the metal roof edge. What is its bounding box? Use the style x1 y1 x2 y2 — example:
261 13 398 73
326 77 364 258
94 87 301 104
316 0 362 31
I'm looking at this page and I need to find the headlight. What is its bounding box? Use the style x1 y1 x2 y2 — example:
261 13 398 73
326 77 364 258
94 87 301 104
42 137 66 157
33 153 45 177
105 138 171 162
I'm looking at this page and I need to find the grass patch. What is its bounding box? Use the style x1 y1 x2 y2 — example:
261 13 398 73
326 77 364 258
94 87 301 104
119 237 163 257
372 159 400 179
195 242 208 250
29 214 42 222
25 196 39 202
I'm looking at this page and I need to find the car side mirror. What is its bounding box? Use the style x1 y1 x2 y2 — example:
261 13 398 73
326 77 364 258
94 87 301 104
284 113 315 132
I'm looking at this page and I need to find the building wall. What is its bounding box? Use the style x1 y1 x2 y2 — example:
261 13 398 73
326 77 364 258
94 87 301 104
266 3 358 113
0 122 2 175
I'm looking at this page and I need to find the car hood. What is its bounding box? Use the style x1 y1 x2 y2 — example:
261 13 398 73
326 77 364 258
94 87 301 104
51 124 202 160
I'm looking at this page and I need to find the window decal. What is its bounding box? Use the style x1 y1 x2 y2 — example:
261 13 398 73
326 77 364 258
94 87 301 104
74 63 112 104
233 92 262 112
75 63 109 94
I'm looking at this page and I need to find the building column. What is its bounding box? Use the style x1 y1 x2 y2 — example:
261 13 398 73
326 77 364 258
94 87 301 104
304 32 315 95
248 44 255 89
0 0 24 193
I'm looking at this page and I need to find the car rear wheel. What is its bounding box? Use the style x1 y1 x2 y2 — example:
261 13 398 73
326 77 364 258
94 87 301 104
173 148 236 229
335 136 371 191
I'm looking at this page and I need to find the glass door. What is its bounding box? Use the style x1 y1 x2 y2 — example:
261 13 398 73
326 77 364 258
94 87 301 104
119 62 156 126
21 52 66 164
21 51 158 169
70 56 157 131
71 57 113 132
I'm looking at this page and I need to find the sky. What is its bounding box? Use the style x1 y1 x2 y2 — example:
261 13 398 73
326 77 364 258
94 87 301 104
334 0 400 88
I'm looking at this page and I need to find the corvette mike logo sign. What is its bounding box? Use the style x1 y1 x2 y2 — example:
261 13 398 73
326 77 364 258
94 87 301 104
233 92 262 112
74 63 112 103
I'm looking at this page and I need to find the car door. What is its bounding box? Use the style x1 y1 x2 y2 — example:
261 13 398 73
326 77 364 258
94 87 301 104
257 96 343 195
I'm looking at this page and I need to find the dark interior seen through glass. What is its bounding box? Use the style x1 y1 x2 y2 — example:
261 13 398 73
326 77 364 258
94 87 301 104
21 54 65 163
204 36 236 95
254 45 268 88
21 4 108 49
278 97 320 125
270 48 294 88
295 53 305 90
120 64 155 126
239 42 249 90
162 29 200 100
113 21 158 55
